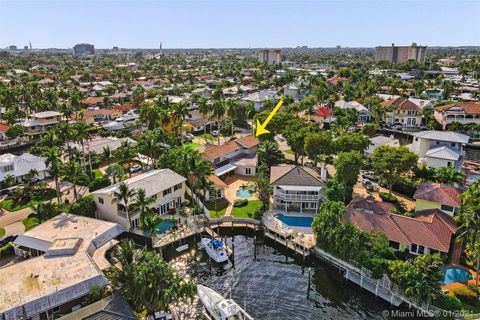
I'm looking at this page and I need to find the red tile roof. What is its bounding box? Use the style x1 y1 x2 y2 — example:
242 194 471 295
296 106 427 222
381 97 420 111
344 197 456 252
413 182 462 207
327 76 348 86
201 135 259 162
434 102 480 115
0 123 11 132
315 107 333 118
112 104 134 112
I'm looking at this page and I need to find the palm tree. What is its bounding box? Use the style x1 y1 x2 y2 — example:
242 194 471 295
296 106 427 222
27 168 39 182
198 97 211 141
211 100 225 145
105 163 126 184
3 174 16 188
225 99 239 136
434 167 465 186
60 160 84 200
171 101 191 138
131 188 156 231
257 140 283 167
43 147 62 203
73 122 91 172
115 141 137 178
111 182 137 232
100 146 113 166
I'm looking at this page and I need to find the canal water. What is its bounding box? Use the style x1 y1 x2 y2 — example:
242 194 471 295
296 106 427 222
165 231 408 320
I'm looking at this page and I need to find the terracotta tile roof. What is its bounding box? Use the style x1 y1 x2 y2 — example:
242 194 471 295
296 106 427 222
327 76 348 86
315 107 333 118
81 96 105 105
0 123 11 132
208 175 227 188
236 135 260 149
344 197 456 252
112 104 134 112
413 182 462 207
434 102 480 115
201 135 258 162
381 97 420 111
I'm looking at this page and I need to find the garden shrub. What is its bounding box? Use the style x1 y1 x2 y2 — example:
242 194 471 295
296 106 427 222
380 192 398 203
233 199 248 207
433 293 462 311
0 243 14 258
89 176 111 192
69 195 96 218
451 285 479 306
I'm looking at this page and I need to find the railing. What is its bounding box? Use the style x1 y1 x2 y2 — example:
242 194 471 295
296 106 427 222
275 191 320 201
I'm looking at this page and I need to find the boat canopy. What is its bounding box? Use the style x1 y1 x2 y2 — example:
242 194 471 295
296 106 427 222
211 239 224 249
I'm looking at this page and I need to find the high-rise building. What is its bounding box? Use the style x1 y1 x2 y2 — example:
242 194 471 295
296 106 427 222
73 43 95 56
258 49 281 65
375 43 427 63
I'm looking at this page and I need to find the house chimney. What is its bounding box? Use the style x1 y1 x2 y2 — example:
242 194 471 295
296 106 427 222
320 165 327 182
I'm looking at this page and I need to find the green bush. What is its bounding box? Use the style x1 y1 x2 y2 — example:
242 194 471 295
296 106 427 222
0 243 14 258
380 192 398 203
69 195 96 218
233 199 248 207
0 227 5 238
433 293 463 311
452 285 480 306
89 176 111 192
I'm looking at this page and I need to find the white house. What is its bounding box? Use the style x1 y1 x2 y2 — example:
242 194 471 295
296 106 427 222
270 165 325 214
22 111 62 133
0 153 49 185
242 90 277 112
366 135 400 157
434 102 480 129
92 169 187 230
335 100 371 123
408 131 470 168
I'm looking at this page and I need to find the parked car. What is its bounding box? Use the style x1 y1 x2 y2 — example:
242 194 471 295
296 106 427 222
129 164 142 173
211 130 219 137
304 161 315 168
361 170 380 181
362 178 376 191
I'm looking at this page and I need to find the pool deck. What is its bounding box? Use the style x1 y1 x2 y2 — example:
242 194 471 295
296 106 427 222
223 175 257 217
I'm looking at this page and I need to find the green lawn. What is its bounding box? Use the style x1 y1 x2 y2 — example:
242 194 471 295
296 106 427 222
205 199 229 219
1 189 58 212
92 168 104 178
22 216 40 231
0 227 5 238
232 200 262 219
197 133 216 142
184 142 202 149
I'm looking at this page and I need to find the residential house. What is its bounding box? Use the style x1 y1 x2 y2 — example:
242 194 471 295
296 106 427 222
201 135 259 178
58 294 136 320
74 108 123 125
1 213 124 320
242 90 277 112
344 197 456 255
92 169 186 230
335 100 371 123
326 76 348 87
71 136 137 156
381 97 422 127
81 96 105 108
283 82 306 100
434 102 480 129
191 86 212 98
365 135 400 157
0 153 49 185
0 123 11 142
270 165 325 214
186 110 222 134
22 111 62 133
413 182 462 217
408 130 470 168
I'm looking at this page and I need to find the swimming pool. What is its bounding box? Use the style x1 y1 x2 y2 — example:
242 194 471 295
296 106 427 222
144 220 176 236
236 187 253 199
442 267 473 285
275 214 314 228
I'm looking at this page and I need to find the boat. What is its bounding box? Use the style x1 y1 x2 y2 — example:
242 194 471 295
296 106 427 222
200 238 229 263
197 284 253 320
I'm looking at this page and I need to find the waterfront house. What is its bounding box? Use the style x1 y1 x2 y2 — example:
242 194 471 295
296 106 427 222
58 294 136 320
408 130 470 168
201 135 259 178
381 97 422 128
270 165 325 214
1 213 124 320
413 182 462 217
92 169 186 230
22 111 62 133
0 153 49 186
434 102 480 129
344 197 456 255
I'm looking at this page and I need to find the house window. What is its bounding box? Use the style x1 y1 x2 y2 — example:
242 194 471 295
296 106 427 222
451 142 456 147
418 245 425 254
2 165 13 172
441 204 454 212
436 141 440 145
410 243 418 252
174 183 182 191
163 188 172 196
447 162 452 167
98 197 104 204
389 241 400 250
429 249 438 254
245 168 252 175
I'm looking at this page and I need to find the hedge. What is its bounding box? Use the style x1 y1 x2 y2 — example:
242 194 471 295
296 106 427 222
433 293 463 311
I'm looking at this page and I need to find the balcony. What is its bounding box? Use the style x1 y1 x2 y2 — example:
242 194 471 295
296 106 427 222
275 190 320 201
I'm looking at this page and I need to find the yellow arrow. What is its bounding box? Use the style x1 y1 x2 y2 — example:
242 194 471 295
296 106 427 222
255 100 284 136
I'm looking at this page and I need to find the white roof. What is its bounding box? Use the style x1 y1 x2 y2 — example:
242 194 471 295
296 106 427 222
0 153 47 181
214 163 237 176
92 169 186 197
425 146 460 161
413 131 470 144
31 111 61 118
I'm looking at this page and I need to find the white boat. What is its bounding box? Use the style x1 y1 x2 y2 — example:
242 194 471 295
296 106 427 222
102 111 139 131
197 285 253 320
201 238 229 263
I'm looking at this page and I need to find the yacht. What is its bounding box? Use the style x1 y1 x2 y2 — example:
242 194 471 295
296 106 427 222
197 285 253 320
201 238 229 263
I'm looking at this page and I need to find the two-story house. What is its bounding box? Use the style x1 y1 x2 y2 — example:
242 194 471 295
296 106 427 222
413 182 462 217
408 130 470 168
335 100 372 123
270 165 325 214
242 90 277 112
344 197 456 256
0 153 49 186
434 102 480 129
22 111 63 133
381 97 422 127
92 169 186 230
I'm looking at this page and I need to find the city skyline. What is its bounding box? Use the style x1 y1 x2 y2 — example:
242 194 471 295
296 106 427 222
1 0 479 49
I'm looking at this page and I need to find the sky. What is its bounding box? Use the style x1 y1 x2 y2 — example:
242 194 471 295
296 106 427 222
0 0 479 49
